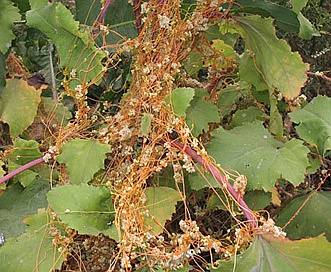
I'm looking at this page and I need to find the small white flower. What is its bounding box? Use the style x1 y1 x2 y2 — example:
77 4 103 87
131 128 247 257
158 14 171 29
43 153 52 162
70 69 76 78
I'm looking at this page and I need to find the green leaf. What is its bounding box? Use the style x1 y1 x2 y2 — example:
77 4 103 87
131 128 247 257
167 87 195 117
26 0 106 87
0 0 21 54
291 0 320 39
9 138 42 166
239 52 268 92
244 190 271 210
47 184 114 236
269 94 283 139
7 138 43 187
0 161 5 178
292 0 308 12
56 138 111 185
297 12 320 40
41 97 72 126
218 82 250 117
206 188 270 212
0 180 49 238
213 234 331 271
103 0 137 44
236 15 307 99
0 52 6 95
76 0 137 45
277 191 331 241
144 187 182 234
183 48 204 77
0 78 41 137
186 89 220 136
11 0 31 14
231 106 267 127
0 209 64 272
206 189 233 211
140 113 151 136
75 0 101 26
307 154 320 174
8 161 38 187
189 170 219 191
235 0 300 33
289 95 331 156
208 122 309 191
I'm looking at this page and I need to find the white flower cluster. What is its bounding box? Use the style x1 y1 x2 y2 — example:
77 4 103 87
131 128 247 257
99 24 109 35
261 218 287 238
311 47 330 58
158 14 171 30
291 94 307 107
74 84 87 100
209 0 220 7
119 126 132 141
182 154 195 173
43 145 59 162
233 174 247 197
173 163 182 182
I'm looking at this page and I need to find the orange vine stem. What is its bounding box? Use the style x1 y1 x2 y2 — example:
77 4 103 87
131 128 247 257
171 141 258 229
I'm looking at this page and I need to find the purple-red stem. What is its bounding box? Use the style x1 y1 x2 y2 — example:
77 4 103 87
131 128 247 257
99 0 115 23
0 140 258 228
133 0 142 35
0 157 45 185
171 141 258 229
306 71 331 82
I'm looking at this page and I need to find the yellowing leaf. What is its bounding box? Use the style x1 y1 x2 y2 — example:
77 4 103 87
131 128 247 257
0 79 41 137
56 139 111 184
237 15 307 99
213 234 331 271
144 187 182 234
270 187 281 206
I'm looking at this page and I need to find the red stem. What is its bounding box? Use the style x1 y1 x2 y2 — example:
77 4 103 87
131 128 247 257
0 157 45 185
133 0 142 35
99 0 115 23
171 141 258 228
306 71 331 82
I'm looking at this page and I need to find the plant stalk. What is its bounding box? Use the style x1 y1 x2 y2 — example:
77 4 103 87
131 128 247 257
133 0 142 34
99 0 115 23
171 141 258 228
0 157 45 185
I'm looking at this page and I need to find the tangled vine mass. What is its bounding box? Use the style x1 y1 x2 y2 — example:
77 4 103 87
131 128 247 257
50 1 272 270
2 0 308 271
